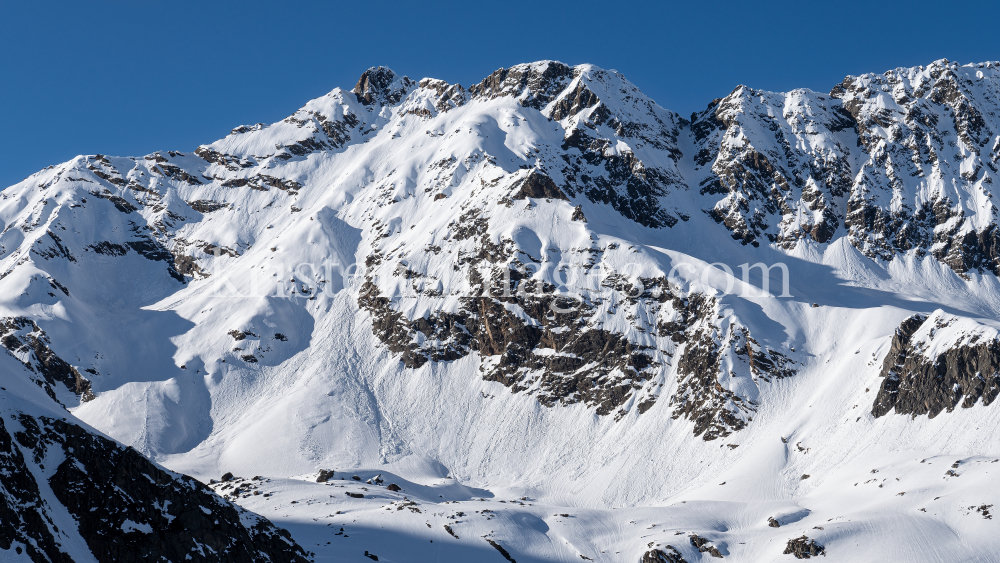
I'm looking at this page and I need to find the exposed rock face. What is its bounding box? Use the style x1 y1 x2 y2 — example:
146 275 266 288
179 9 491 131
1 316 94 404
512 170 569 200
359 265 668 417
640 546 689 563
669 295 796 440
354 66 416 107
470 61 576 109
361 245 794 429
690 87 854 248
782 535 825 558
689 59 1000 278
872 312 1000 418
484 538 516 562
0 408 310 563
469 61 687 229
688 534 723 558
833 60 1000 275
0 414 72 563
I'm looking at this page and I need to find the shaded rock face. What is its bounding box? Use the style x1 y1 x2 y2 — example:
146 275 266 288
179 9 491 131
690 87 855 248
872 313 1000 418
668 296 796 440
561 123 682 229
361 227 795 432
640 546 689 563
552 67 686 230
690 60 1000 278
354 66 415 107
512 170 569 201
1 316 94 405
469 62 687 229
470 61 575 109
688 534 723 558
833 60 1000 276
0 415 73 563
359 265 668 418
1 411 310 563
782 535 825 558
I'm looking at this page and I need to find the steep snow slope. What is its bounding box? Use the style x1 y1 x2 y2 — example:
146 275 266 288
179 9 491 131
4 59 1000 561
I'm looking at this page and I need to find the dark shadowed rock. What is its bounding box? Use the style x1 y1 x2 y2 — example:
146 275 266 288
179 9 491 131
0 317 94 404
641 545 689 563
512 170 568 200
485 538 516 562
1 412 309 563
872 313 1000 418
689 534 723 558
783 535 825 558
354 67 414 106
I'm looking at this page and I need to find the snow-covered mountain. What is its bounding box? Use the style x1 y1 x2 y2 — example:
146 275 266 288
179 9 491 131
4 58 1000 562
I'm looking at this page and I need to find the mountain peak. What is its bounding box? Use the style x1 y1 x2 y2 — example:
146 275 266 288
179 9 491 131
353 65 415 106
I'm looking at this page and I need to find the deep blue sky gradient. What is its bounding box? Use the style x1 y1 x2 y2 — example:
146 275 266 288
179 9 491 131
3 0 999 187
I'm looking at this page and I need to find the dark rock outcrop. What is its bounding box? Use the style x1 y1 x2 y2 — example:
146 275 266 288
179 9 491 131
783 535 825 558
512 170 568 200
359 265 668 417
1 411 310 563
689 534 723 558
641 546 689 563
470 61 574 110
872 313 1000 418
484 538 516 562
354 66 414 106
1 317 94 404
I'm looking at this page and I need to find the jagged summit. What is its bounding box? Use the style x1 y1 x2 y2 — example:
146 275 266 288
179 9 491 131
353 65 415 106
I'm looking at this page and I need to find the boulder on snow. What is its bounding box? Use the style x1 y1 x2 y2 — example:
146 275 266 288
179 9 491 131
689 534 722 558
783 535 825 558
641 546 689 563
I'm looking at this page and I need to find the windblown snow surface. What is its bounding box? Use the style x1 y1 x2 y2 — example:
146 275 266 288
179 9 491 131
5 59 1000 562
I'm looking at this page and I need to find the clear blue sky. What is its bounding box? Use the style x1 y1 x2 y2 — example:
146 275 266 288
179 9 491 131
3 0 998 188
